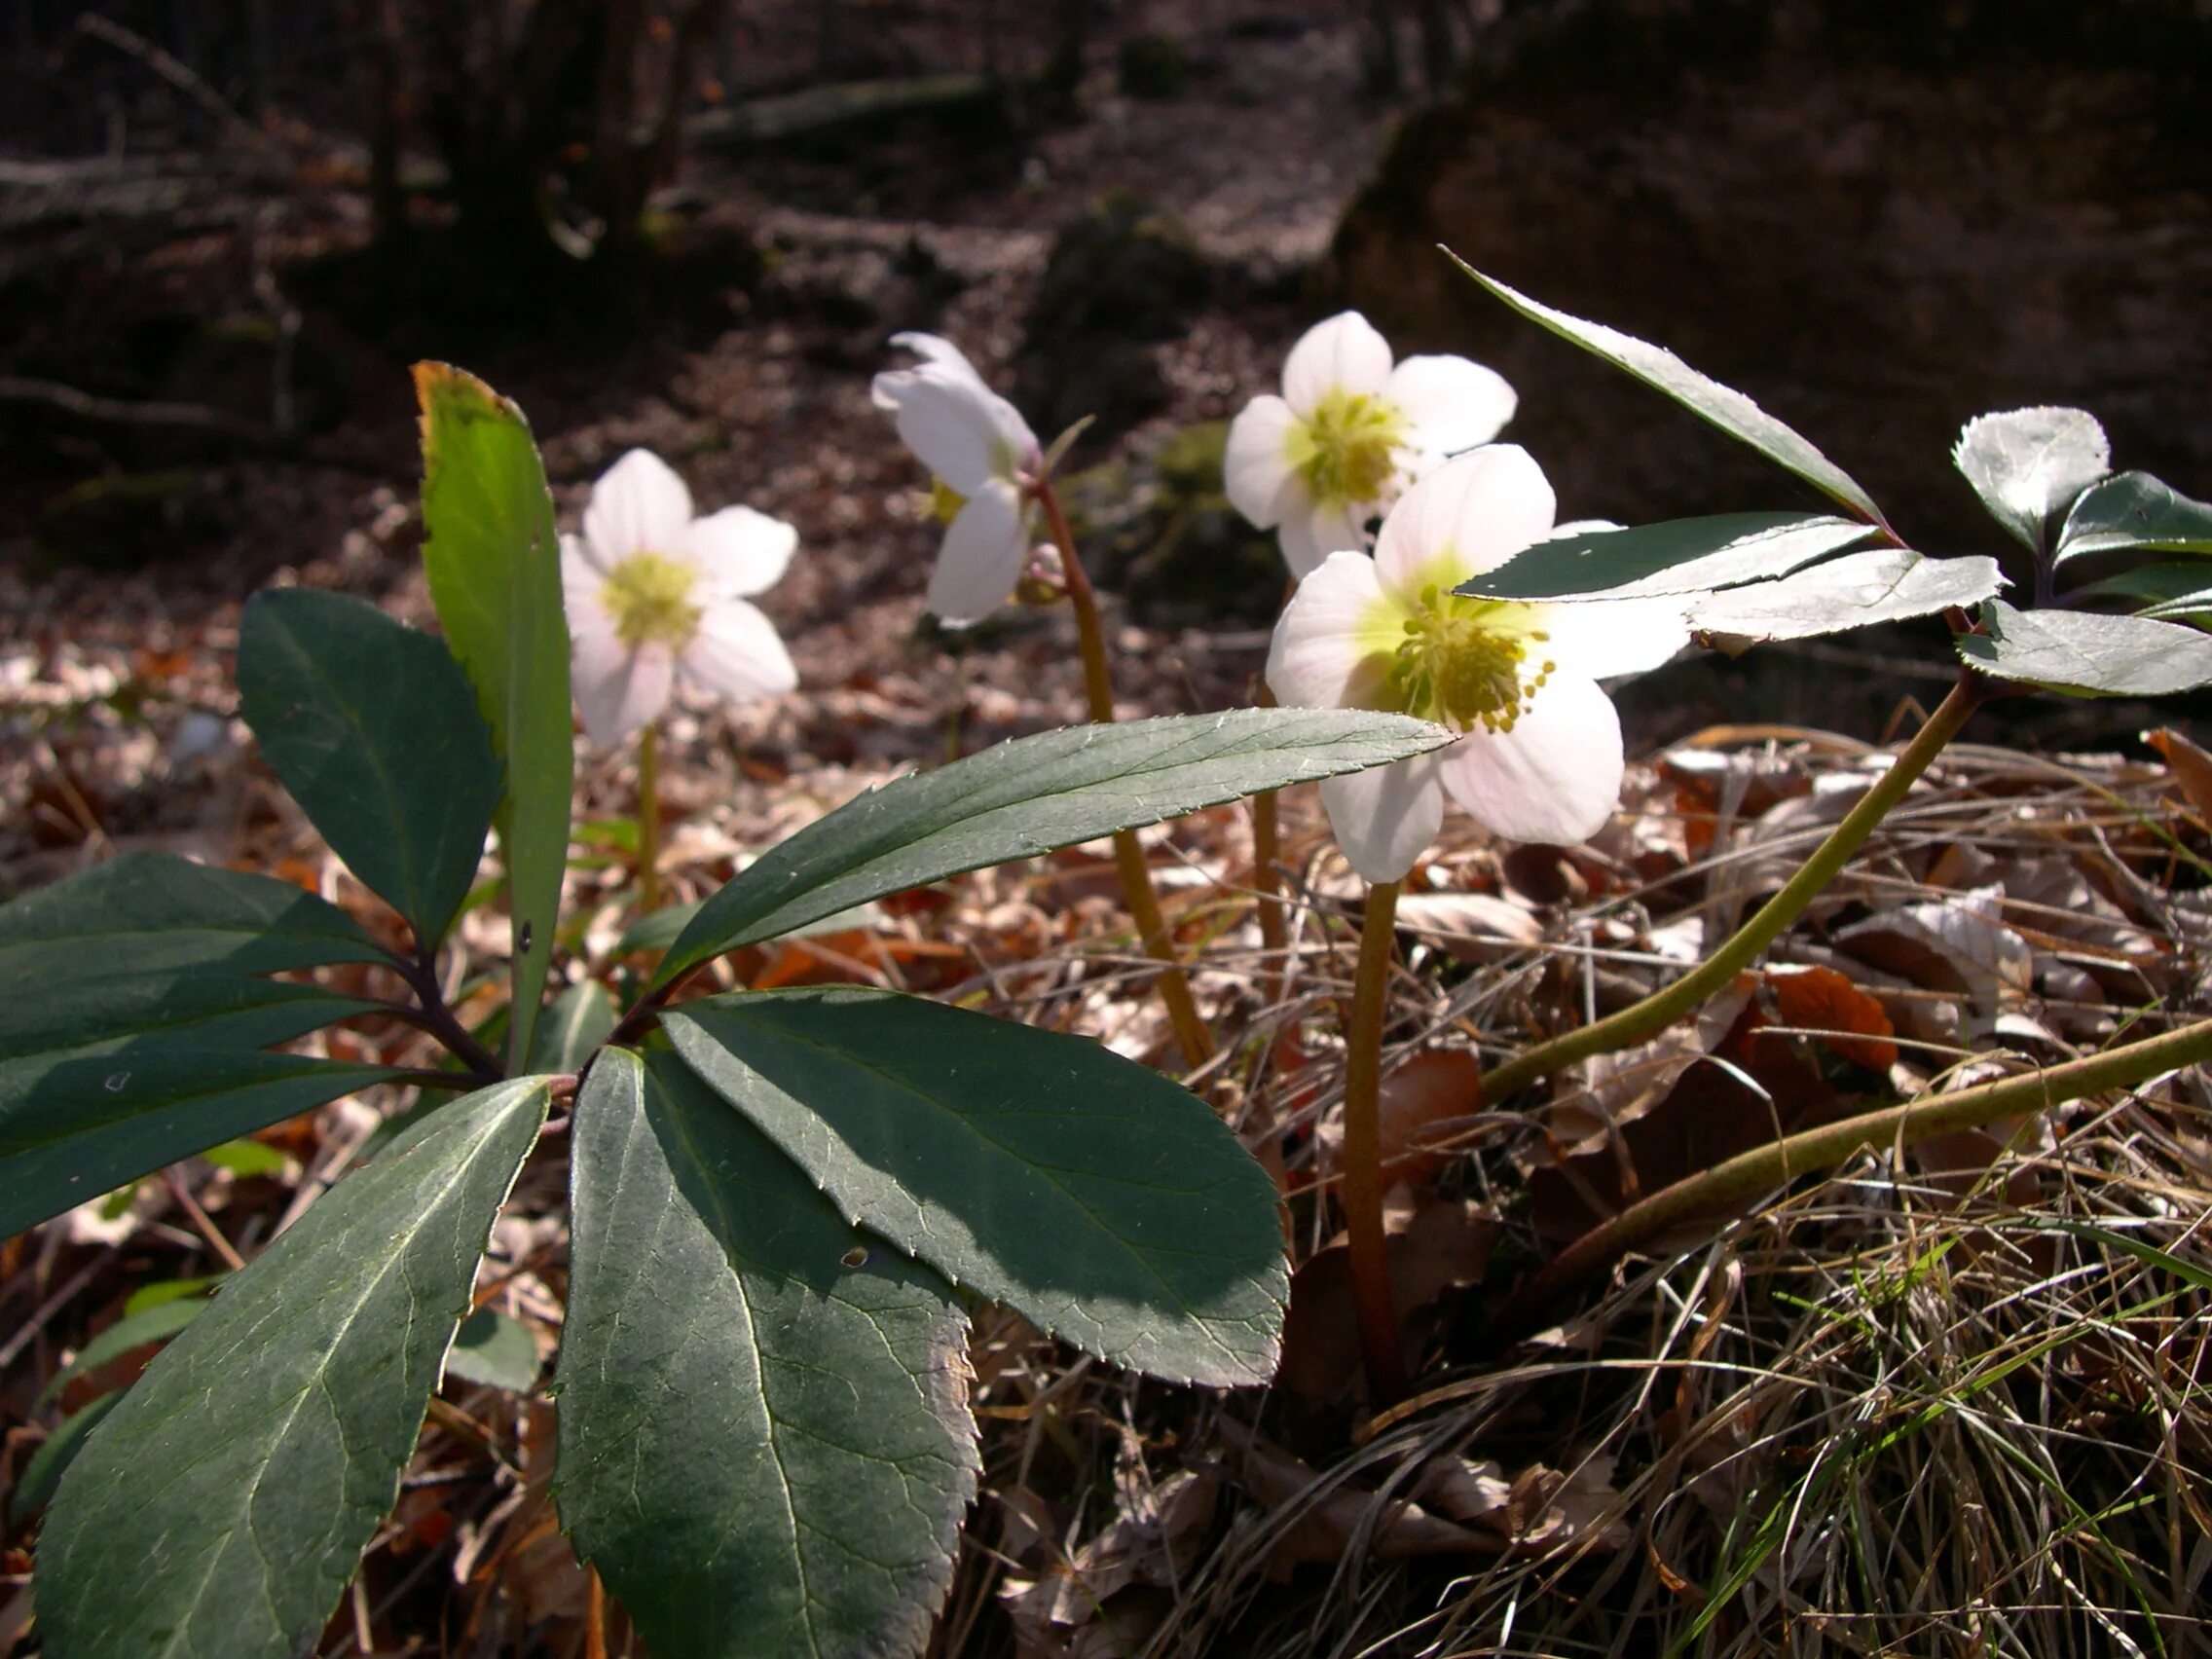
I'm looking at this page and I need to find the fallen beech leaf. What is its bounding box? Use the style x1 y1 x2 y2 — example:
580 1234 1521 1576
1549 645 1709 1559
1216 1420 1490 1580
1376 1049 1484 1184
2146 726 2212 824
1765 963 1899 1071
1394 891 1543 963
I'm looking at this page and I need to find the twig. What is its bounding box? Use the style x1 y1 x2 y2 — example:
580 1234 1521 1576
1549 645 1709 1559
76 13 268 148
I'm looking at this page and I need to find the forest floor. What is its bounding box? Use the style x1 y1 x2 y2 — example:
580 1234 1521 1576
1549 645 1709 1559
6 4 2212 1656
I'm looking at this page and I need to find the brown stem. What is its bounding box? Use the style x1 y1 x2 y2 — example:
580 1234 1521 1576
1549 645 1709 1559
1035 480 1215 1068
638 719 662 916
384 948 504 1083
1493 1014 2212 1345
1345 879 1409 1402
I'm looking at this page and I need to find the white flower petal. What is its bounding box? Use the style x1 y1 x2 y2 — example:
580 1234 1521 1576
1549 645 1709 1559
1436 674 1622 846
685 504 797 598
571 622 676 748
582 449 694 562
1386 354 1518 455
1374 444 1557 604
682 597 797 705
926 478 1028 625
1266 550 1400 711
1274 508 1325 580
1283 312 1394 415
562 533 608 602
872 337 1039 494
1538 595 1690 680
1321 755 1446 884
1224 394 1303 530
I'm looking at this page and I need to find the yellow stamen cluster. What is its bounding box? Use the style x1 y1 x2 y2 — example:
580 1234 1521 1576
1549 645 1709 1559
1285 387 1407 507
930 477 969 526
602 551 704 651
1386 583 1555 734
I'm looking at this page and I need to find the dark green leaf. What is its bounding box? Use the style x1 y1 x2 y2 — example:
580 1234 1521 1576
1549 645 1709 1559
1459 513 1874 602
556 1050 976 1659
2064 561 2212 616
658 708 1449 984
1951 408 2109 552
445 1308 540 1391
9 1392 123 1526
415 362 573 1069
1957 600 2212 696
667 987 1288 1384
38 1077 548 1659
238 588 501 951
1452 258 1888 526
0 855 399 1237
2056 471 2212 563
529 978 617 1073
39 1294 207 1405
1689 550 2004 645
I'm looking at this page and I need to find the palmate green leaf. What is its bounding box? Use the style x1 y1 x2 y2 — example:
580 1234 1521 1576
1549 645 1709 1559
556 1050 977 1659
446 1308 540 1391
1451 257 1889 527
528 977 617 1073
1951 407 2110 552
0 855 400 1237
238 587 501 952
38 1293 207 1405
2066 562 2212 618
415 362 572 1070
1460 512 1875 602
667 987 1287 1384
1956 599 2212 696
1686 549 2005 646
657 708 1449 984
38 1077 548 1659
2055 471 2212 563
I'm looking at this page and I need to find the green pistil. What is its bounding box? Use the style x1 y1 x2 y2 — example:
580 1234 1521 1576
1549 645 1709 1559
602 552 704 651
1285 388 1407 507
1386 584 1555 734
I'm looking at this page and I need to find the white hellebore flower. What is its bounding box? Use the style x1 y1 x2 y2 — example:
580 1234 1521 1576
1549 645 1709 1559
562 449 798 747
1268 445 1685 884
1226 310 1518 580
871 333 1045 626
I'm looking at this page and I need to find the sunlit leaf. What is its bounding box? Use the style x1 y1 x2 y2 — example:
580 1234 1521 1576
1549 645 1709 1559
415 362 572 1069
666 987 1288 1384
556 1049 976 1659
238 588 501 952
1951 407 2110 552
0 855 398 1238
1461 512 1874 602
657 708 1449 984
1688 549 2004 646
1451 257 1888 526
2064 561 2212 618
445 1308 540 1391
38 1078 548 1659
2055 471 2212 563
1956 599 2212 696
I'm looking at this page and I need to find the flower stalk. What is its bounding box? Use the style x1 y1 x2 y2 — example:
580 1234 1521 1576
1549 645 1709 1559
637 720 662 916
1344 877 1408 1403
1035 479 1215 1069
1476 669 1988 1107
1490 1010 2212 1345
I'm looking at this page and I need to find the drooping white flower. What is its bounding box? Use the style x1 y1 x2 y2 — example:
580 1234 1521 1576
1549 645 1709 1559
562 449 798 747
1226 311 1518 580
871 333 1045 625
1267 445 1685 882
